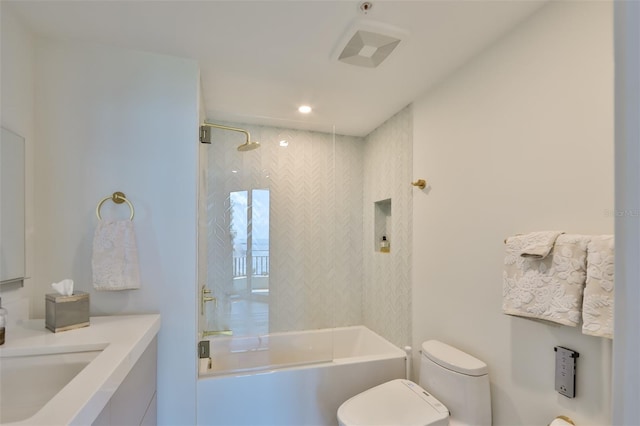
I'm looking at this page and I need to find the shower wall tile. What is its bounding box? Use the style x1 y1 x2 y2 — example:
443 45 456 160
333 135 366 328
363 105 413 348
206 122 364 334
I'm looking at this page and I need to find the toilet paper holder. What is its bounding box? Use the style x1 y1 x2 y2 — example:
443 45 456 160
549 415 575 426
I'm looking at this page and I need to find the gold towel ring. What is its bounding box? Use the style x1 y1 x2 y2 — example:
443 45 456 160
96 191 135 221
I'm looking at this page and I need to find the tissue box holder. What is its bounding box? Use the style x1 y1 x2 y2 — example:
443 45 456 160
45 291 89 332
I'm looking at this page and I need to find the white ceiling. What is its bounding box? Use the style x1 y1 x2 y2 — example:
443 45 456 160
7 0 547 137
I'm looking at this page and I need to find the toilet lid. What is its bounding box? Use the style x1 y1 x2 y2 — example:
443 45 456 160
337 379 449 426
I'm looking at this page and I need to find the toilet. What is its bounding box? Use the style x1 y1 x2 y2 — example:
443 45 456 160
337 340 491 426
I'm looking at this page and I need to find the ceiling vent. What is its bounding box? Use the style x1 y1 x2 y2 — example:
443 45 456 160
333 20 409 68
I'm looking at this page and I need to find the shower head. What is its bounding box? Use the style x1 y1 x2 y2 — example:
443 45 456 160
200 122 261 152
237 141 260 152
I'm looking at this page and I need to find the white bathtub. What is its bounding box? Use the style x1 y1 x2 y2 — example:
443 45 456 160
197 325 406 425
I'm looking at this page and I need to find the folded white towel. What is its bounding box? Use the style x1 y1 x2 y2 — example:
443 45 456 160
503 233 589 326
582 235 614 339
92 220 141 291
517 231 565 259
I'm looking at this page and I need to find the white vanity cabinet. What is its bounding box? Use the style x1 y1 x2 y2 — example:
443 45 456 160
93 336 158 426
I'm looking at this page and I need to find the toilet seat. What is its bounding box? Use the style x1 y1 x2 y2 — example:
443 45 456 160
337 379 449 426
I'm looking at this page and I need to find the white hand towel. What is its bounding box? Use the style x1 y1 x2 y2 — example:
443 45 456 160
582 235 614 339
92 220 141 291
517 230 564 259
503 233 589 326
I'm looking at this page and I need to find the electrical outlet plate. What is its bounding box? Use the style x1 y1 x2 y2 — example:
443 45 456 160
554 346 579 398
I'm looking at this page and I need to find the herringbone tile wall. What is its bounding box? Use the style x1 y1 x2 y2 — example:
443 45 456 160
203 108 411 345
363 105 413 348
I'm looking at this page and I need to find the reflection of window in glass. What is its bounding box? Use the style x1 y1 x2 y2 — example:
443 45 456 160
230 191 247 262
251 189 270 281
230 189 270 294
229 189 270 336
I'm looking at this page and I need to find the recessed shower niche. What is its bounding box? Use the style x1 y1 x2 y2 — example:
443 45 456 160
374 198 391 253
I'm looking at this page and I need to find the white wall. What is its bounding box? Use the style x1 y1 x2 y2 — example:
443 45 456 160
0 5 35 324
412 2 613 425
33 39 199 425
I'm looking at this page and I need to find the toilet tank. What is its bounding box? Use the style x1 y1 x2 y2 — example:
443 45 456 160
419 340 491 426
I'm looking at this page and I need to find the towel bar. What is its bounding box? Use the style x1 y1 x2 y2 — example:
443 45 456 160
96 191 135 221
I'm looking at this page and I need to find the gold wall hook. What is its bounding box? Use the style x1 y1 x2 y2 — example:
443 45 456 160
411 179 427 190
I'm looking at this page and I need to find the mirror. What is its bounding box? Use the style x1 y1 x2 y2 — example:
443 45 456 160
1 127 26 286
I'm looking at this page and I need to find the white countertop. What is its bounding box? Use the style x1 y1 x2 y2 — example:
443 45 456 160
0 314 161 425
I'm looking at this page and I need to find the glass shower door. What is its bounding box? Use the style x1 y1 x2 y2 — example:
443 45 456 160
201 188 269 339
198 121 338 375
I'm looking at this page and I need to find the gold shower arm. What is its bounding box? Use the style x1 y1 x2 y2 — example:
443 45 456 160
200 122 251 144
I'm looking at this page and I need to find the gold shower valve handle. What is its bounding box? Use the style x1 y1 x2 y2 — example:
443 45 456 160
411 179 427 190
201 285 217 315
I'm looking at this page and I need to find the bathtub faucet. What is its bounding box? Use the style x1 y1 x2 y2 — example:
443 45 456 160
202 329 233 337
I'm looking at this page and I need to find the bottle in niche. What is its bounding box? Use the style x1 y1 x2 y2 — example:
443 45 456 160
380 236 390 253
0 297 7 345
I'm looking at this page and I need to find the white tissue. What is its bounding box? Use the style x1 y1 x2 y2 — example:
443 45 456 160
51 279 74 296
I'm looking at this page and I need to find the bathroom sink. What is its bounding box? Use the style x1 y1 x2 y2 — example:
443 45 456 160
0 349 102 423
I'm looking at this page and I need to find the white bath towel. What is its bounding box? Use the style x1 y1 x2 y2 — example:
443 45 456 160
92 220 141 291
582 235 614 339
503 233 589 326
517 230 564 259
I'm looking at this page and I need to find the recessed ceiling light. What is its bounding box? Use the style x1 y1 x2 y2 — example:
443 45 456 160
279 139 289 147
298 105 312 114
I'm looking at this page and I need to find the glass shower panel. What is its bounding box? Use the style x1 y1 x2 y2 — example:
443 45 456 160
199 122 338 375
